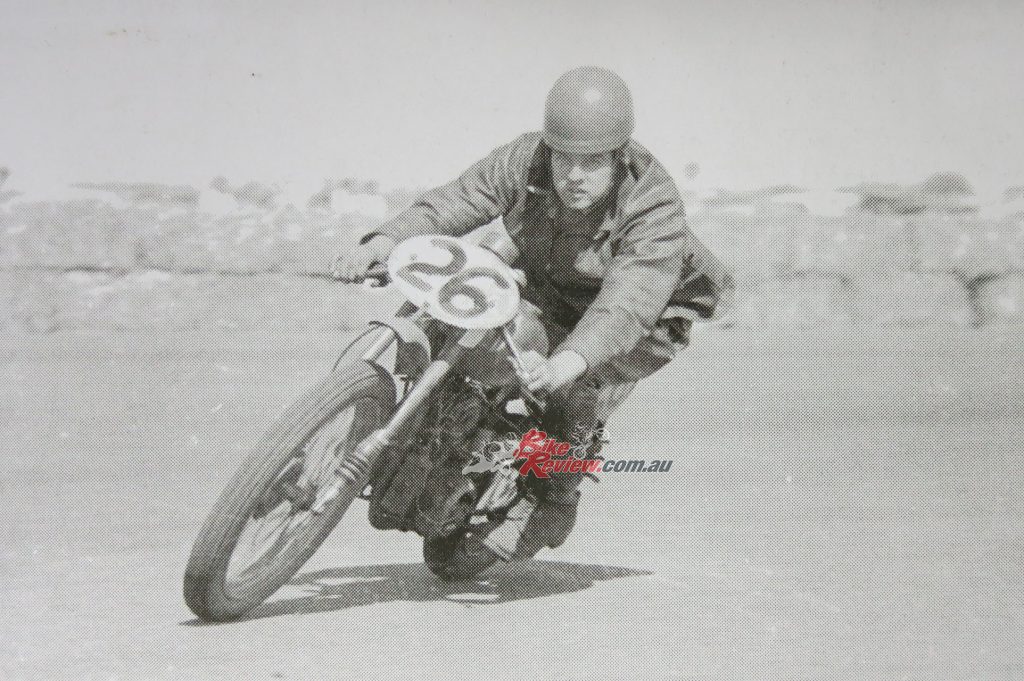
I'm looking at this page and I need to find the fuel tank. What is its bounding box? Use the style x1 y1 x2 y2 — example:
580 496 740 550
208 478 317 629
454 301 549 389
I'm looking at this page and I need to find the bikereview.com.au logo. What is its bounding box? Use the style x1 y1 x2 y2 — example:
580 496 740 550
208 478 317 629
462 427 674 477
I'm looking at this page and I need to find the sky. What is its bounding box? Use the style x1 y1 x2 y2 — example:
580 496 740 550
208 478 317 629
2 0 1022 200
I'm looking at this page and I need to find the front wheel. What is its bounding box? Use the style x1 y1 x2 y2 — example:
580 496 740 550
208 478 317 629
184 360 396 621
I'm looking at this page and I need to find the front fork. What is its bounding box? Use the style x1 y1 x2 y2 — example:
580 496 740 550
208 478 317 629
311 324 491 513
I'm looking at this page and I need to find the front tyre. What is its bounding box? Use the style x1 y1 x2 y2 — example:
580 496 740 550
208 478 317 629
184 361 396 621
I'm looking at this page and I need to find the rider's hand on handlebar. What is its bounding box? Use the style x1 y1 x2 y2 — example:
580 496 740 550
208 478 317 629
331 235 396 282
517 350 588 394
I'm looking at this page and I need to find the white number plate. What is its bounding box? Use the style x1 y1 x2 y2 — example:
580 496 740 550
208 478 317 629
387 235 520 329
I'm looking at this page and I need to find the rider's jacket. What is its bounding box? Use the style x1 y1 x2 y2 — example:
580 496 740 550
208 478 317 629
362 132 734 382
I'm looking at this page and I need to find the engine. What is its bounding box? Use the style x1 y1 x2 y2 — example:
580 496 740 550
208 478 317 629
367 377 504 535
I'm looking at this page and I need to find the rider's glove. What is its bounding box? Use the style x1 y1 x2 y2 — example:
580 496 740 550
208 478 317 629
331 235 396 282
517 350 588 394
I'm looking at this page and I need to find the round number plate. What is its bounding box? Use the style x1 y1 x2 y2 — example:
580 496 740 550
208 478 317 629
387 235 520 329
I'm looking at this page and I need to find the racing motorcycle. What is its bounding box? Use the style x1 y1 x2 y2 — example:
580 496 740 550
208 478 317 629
183 231 583 622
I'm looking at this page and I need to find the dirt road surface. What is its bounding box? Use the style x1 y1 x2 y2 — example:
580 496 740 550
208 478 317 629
2 323 1022 679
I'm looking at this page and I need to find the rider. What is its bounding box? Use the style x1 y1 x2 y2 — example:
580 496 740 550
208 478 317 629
333 66 733 560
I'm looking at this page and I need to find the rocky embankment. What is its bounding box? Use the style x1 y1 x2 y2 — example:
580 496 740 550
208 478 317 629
1 193 1021 332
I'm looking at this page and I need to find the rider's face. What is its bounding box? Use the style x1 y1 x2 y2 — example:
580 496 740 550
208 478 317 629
550 149 619 210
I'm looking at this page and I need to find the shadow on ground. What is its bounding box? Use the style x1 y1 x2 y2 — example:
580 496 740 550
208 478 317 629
184 560 651 625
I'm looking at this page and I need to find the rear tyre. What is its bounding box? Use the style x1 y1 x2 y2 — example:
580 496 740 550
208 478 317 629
184 361 396 621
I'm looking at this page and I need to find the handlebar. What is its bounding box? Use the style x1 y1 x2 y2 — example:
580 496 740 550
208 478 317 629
330 261 390 286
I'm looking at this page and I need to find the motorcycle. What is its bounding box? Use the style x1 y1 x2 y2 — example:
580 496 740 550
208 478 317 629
183 231 579 622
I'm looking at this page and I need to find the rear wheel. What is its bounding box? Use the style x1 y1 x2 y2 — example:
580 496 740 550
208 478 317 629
184 361 396 621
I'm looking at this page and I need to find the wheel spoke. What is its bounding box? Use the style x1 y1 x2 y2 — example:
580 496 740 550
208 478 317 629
300 406 358 488
251 507 293 549
225 402 370 591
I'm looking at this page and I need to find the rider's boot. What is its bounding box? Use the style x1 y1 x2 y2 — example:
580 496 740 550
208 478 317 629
483 426 601 561
483 378 602 561
482 474 584 561
511 479 583 559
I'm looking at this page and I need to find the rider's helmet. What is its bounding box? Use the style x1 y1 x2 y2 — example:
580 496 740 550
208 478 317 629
542 66 634 154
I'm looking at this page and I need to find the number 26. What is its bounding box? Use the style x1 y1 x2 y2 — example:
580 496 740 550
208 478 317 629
395 238 510 319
